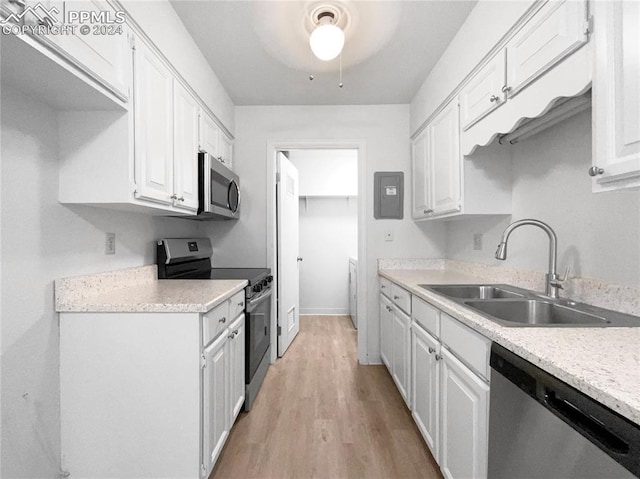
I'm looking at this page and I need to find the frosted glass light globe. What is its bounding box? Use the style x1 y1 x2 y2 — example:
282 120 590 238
309 23 345 61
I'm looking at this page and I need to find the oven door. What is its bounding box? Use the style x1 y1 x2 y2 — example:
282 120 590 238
245 288 272 382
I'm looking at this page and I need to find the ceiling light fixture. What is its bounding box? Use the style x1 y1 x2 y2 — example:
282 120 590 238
309 11 344 61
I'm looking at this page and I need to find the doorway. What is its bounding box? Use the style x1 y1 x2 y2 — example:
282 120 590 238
266 140 368 365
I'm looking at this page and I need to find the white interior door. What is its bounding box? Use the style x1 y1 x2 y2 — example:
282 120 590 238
277 152 300 356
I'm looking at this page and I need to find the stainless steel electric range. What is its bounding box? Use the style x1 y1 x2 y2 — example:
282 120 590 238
157 238 272 411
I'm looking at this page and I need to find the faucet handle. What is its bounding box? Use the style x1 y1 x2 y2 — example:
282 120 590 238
559 265 571 282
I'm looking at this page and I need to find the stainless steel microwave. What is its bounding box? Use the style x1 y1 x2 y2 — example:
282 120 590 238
197 152 240 220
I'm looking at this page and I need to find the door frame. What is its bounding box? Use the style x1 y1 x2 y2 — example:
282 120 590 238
266 139 368 365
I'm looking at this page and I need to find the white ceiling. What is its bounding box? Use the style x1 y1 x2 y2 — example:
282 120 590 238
169 0 478 105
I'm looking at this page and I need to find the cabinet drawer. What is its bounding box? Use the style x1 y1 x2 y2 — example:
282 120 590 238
380 277 392 297
440 313 490 380
391 283 411 315
203 301 230 347
229 290 245 320
412 297 440 338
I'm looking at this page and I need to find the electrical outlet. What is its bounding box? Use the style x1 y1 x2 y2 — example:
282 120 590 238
384 231 394 242
473 233 483 251
105 233 116 255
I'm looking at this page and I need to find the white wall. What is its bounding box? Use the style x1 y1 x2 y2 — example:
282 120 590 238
290 149 358 196
208 105 446 362
0 85 200 477
410 0 534 135
446 110 640 286
121 0 235 133
298 198 357 315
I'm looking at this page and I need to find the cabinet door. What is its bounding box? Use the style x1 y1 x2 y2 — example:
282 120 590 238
228 315 245 423
429 101 461 216
133 40 174 205
199 111 220 157
506 0 588 98
592 0 640 190
349 261 357 328
57 0 130 99
219 132 234 169
411 128 432 219
173 81 199 212
440 348 489 479
391 306 411 407
459 51 506 130
411 323 440 461
202 333 228 478
379 295 393 371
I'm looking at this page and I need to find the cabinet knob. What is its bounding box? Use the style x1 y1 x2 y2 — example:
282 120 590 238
393 295 400 300
434 354 443 361
489 94 500 103
219 317 226 323
501 85 511 93
170 194 178 200
228 333 235 340
381 285 386 289
424 208 433 214
238 301 244 307
178 196 185 202
588 166 604 177
428 347 435 354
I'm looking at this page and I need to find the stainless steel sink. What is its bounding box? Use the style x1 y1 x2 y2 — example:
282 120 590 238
420 283 640 328
464 299 610 326
424 284 525 300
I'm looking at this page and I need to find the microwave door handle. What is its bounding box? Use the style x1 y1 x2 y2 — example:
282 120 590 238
228 179 240 214
203 156 212 213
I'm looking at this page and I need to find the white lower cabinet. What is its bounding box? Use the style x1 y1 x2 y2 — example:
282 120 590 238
202 330 229 477
379 295 393 369
60 299 245 479
391 305 411 406
411 322 440 459
440 348 489 479
380 279 412 407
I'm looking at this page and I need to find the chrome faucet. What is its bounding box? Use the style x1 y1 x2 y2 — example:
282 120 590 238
495 219 568 299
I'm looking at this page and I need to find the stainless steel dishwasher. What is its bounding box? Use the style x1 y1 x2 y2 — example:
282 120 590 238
488 343 640 479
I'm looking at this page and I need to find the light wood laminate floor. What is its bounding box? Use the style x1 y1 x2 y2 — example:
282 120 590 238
211 315 442 479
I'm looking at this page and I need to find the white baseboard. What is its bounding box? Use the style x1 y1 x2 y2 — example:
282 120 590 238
300 308 349 315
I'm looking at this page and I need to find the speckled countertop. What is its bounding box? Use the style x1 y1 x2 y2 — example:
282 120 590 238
55 265 247 313
378 268 640 426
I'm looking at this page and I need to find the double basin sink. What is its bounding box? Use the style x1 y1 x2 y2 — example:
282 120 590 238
419 284 640 328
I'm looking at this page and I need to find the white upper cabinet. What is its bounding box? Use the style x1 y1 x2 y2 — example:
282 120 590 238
133 38 175 205
430 101 461 216
173 81 200 212
199 111 220 157
57 0 130 100
412 99 511 221
411 128 431 218
592 0 640 191
220 132 234 169
506 0 589 99
460 52 506 131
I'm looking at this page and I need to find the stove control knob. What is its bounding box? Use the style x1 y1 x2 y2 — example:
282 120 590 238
266 275 273 283
261 279 268 287
253 284 263 293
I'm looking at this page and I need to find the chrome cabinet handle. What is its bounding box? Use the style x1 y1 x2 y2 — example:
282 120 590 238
178 196 185 202
424 208 433 214
428 347 435 354
489 94 500 103
435 354 443 361
170 194 178 200
588 166 604 176
381 285 386 289
501 85 511 93
394 295 400 300
219 317 226 323
233 329 239 335
297 257 303 262
386 306 393 312
238 301 244 307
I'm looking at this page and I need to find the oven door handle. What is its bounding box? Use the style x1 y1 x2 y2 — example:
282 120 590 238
246 288 272 312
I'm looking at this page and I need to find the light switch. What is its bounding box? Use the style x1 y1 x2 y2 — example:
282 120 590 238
385 231 394 242
473 233 483 251
105 233 116 255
